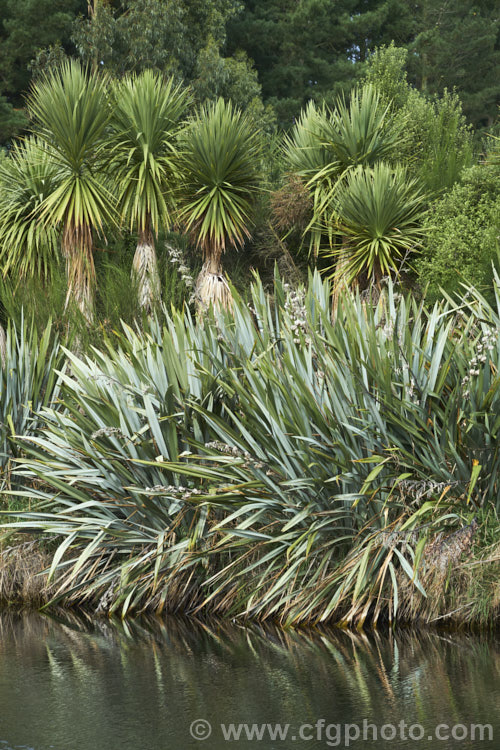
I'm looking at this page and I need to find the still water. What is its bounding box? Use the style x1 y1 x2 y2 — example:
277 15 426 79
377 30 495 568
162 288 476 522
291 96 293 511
0 613 498 749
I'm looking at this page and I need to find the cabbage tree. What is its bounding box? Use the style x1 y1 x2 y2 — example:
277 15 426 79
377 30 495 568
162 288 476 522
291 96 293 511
285 85 398 255
109 71 191 312
0 136 59 281
28 60 115 324
177 98 260 311
334 163 428 286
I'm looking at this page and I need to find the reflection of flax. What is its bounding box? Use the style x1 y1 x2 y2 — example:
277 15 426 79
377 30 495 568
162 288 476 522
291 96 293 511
0 610 497 736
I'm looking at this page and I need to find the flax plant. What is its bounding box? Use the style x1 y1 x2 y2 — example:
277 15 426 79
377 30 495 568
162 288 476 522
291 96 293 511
2 273 499 622
0 319 62 491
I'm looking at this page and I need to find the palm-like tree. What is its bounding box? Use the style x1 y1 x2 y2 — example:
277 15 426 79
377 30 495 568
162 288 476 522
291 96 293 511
318 84 397 177
0 136 59 281
28 60 115 324
285 85 428 312
109 71 191 313
284 85 396 194
177 98 260 311
283 102 333 254
283 100 332 180
285 85 398 256
334 163 428 286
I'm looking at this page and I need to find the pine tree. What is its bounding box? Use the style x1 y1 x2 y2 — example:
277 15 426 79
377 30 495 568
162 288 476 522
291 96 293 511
410 0 500 127
227 0 416 125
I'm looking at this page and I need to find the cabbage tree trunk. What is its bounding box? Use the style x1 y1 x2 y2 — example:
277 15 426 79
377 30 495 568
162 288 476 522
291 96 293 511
63 223 95 325
194 254 232 314
132 227 161 314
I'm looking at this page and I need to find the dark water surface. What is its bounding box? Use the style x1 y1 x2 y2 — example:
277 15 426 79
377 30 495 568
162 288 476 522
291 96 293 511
0 613 498 749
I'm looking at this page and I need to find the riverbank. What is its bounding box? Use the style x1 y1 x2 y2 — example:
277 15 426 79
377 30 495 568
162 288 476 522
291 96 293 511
1 526 498 629
1 274 500 627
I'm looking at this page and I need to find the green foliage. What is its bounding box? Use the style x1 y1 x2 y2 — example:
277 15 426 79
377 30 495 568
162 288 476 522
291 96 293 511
227 0 415 126
160 233 199 309
177 98 261 259
333 163 428 283
28 43 70 80
0 268 64 333
27 59 117 321
109 70 191 235
192 39 276 135
0 222 194 351
0 318 62 490
417 165 500 303
0 0 81 103
485 128 500 167
0 251 132 352
0 0 497 143
285 84 400 258
192 39 259 107
363 44 474 195
286 83 397 189
72 0 241 78
0 95 27 145
27 60 114 232
94 243 141 332
0 136 60 280
227 0 499 130
73 0 184 76
315 84 397 177
3 273 500 622
395 88 473 195
283 101 332 183
361 42 410 109
409 0 500 128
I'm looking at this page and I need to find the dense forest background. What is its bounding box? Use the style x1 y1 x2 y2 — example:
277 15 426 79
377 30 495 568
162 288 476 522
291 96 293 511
1 0 499 141
0 0 499 337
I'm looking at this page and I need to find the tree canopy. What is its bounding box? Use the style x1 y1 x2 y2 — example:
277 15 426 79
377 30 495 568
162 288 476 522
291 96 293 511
0 0 498 142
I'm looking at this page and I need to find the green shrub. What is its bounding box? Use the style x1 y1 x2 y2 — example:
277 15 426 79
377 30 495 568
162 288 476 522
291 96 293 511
417 165 500 303
398 89 473 195
362 45 473 195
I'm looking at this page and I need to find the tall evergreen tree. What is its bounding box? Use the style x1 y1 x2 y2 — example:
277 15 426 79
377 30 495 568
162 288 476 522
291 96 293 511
410 0 500 127
0 0 82 101
73 0 242 78
227 0 416 125
0 0 83 142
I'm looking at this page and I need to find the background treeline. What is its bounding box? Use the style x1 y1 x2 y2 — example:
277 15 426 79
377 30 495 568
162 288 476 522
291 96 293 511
1 0 499 142
0 1 499 329
0 43 498 347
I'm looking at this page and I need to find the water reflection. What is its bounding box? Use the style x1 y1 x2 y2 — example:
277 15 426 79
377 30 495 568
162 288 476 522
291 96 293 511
0 613 498 749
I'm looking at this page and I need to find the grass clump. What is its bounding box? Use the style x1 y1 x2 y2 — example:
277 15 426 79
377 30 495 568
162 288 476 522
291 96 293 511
0 540 53 607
